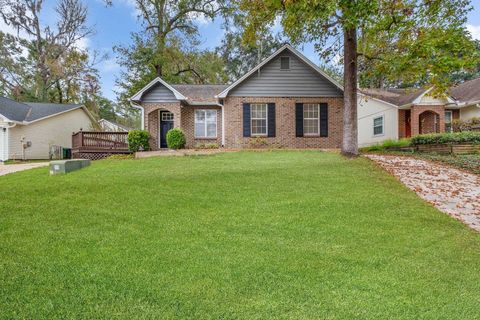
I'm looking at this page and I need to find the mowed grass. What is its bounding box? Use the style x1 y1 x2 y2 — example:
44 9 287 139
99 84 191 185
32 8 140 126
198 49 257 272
0 151 479 319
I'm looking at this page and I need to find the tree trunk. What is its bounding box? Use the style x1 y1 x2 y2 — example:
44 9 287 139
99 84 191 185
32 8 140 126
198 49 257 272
155 64 163 76
342 27 359 157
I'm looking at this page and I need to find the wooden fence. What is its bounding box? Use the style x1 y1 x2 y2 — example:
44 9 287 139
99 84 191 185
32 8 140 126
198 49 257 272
72 131 131 160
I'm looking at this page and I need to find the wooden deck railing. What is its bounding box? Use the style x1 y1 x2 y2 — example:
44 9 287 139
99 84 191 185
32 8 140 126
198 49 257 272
72 131 130 152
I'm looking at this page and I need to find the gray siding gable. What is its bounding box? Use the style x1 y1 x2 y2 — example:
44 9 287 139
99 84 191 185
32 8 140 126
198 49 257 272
229 49 343 97
141 82 178 102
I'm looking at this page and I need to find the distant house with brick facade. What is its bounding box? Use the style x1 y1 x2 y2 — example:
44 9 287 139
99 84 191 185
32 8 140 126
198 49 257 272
130 44 344 150
358 79 480 147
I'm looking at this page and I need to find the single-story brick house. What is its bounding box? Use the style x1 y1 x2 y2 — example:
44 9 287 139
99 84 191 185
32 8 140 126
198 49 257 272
130 44 345 149
358 79 480 146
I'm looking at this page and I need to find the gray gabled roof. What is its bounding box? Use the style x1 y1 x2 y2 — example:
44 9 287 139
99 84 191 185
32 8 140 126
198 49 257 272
450 78 480 104
217 44 344 98
0 96 87 123
24 102 82 122
0 96 31 122
360 88 429 107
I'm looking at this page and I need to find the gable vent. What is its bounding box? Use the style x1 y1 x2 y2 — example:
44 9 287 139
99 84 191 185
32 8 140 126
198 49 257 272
280 56 290 70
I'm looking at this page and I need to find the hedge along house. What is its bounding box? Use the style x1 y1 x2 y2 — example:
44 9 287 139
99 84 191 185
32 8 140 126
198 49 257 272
357 79 480 147
130 44 344 150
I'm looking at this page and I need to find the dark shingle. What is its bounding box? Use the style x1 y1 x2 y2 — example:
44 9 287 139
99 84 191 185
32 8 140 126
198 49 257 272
23 102 81 122
0 96 31 122
450 78 480 103
0 96 83 123
172 84 227 104
360 88 428 106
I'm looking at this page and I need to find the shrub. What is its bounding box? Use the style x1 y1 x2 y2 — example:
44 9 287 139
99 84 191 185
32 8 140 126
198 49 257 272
128 130 150 152
452 117 480 132
360 139 411 152
166 128 186 149
410 131 480 145
249 137 268 148
195 142 219 149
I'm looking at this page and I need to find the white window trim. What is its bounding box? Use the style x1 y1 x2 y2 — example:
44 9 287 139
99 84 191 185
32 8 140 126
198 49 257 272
445 110 453 132
250 104 268 136
195 109 217 139
280 56 290 70
161 111 174 121
303 103 320 136
373 115 385 137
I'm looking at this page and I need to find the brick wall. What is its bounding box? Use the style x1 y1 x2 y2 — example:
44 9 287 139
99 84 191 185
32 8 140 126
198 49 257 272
223 96 344 149
181 106 222 148
143 102 181 150
398 109 407 138
411 105 445 136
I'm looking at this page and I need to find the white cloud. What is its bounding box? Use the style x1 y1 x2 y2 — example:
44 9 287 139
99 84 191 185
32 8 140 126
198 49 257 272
467 24 480 40
74 37 90 51
0 19 31 39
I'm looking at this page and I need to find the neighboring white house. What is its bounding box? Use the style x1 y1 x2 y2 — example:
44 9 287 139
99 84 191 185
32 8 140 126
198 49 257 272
0 97 95 160
357 94 399 147
98 119 131 132
358 78 480 147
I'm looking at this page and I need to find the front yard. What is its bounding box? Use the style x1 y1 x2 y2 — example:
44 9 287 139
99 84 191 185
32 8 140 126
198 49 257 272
1 151 479 319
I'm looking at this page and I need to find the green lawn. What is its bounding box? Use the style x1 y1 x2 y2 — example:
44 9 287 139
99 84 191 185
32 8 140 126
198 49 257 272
1 151 479 319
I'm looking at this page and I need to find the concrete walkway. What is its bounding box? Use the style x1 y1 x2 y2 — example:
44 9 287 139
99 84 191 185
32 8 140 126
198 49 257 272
366 154 480 232
0 162 49 176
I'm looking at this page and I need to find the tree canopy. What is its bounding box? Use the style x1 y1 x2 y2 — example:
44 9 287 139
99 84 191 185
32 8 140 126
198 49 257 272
236 0 480 155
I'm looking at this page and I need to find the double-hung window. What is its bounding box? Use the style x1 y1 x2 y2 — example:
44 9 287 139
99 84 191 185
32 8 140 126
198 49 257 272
445 110 453 132
373 116 384 136
251 104 268 135
303 104 320 135
195 110 217 138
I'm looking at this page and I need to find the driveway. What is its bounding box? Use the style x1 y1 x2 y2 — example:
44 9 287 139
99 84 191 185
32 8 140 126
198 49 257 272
366 154 480 232
0 162 49 176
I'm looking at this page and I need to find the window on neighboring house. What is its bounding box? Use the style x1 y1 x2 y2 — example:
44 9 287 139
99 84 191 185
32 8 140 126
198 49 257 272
280 56 290 70
445 110 453 132
195 110 217 138
303 104 320 135
251 104 268 135
373 116 384 136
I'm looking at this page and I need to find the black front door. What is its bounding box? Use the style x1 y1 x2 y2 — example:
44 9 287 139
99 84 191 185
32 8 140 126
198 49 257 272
160 111 174 148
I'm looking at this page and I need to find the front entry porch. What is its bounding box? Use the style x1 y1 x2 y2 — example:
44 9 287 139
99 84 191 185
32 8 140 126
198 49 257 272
143 102 223 150
399 105 458 138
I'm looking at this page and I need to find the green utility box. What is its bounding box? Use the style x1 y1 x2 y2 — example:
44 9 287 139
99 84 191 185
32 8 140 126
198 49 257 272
50 159 90 175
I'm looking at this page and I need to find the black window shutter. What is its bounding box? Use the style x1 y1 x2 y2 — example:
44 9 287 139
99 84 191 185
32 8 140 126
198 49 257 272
320 103 328 137
268 103 276 137
295 103 303 137
243 103 251 137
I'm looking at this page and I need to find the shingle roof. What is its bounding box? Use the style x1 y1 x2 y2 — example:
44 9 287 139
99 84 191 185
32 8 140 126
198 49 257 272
0 96 31 121
360 88 428 106
0 97 83 123
23 102 82 122
171 84 228 104
450 78 480 103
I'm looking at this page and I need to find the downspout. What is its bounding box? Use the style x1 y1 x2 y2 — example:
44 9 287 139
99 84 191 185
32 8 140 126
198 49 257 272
130 100 145 130
220 102 225 147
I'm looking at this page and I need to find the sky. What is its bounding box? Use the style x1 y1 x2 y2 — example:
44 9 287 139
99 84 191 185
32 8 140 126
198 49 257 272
1 0 480 101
